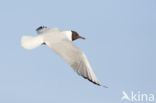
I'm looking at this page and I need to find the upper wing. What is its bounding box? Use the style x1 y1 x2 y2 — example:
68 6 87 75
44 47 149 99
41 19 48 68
36 26 48 34
36 26 62 34
45 40 101 86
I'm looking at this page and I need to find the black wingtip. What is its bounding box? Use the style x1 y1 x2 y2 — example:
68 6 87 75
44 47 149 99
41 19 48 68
82 76 108 88
36 26 47 32
82 76 101 86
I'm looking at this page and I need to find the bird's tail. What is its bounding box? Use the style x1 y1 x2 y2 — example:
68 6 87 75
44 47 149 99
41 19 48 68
21 35 43 50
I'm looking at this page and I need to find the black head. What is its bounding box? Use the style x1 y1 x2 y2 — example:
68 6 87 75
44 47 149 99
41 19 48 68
71 31 85 41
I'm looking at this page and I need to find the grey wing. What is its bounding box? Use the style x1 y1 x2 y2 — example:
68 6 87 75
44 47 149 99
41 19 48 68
45 40 101 86
36 26 48 34
36 26 62 34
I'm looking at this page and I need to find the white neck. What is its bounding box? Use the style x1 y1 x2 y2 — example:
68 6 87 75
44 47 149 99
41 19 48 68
65 31 72 41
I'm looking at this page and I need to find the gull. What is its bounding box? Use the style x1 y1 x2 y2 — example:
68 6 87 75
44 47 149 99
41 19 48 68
21 26 107 87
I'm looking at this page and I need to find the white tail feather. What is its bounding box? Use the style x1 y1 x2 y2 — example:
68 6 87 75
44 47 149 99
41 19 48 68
21 35 43 50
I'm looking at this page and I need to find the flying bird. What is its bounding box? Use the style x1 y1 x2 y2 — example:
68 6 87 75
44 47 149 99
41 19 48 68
21 26 107 87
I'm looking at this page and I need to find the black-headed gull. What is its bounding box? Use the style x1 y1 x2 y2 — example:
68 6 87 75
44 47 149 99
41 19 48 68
21 26 107 87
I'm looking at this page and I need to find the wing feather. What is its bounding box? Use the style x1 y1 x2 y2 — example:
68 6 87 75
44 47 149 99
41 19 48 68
45 40 101 86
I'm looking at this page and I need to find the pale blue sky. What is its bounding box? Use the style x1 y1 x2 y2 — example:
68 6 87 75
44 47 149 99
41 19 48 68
0 0 156 103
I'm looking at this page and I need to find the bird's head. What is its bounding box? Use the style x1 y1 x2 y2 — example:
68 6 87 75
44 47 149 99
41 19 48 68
71 31 86 41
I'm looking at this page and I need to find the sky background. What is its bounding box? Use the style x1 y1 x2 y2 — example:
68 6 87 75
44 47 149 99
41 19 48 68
0 0 156 103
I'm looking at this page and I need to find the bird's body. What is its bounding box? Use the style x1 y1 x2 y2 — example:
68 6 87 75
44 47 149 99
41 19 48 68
21 26 107 87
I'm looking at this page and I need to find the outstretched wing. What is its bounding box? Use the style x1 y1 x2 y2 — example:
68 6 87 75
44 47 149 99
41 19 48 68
36 26 62 34
45 40 101 86
36 26 48 34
